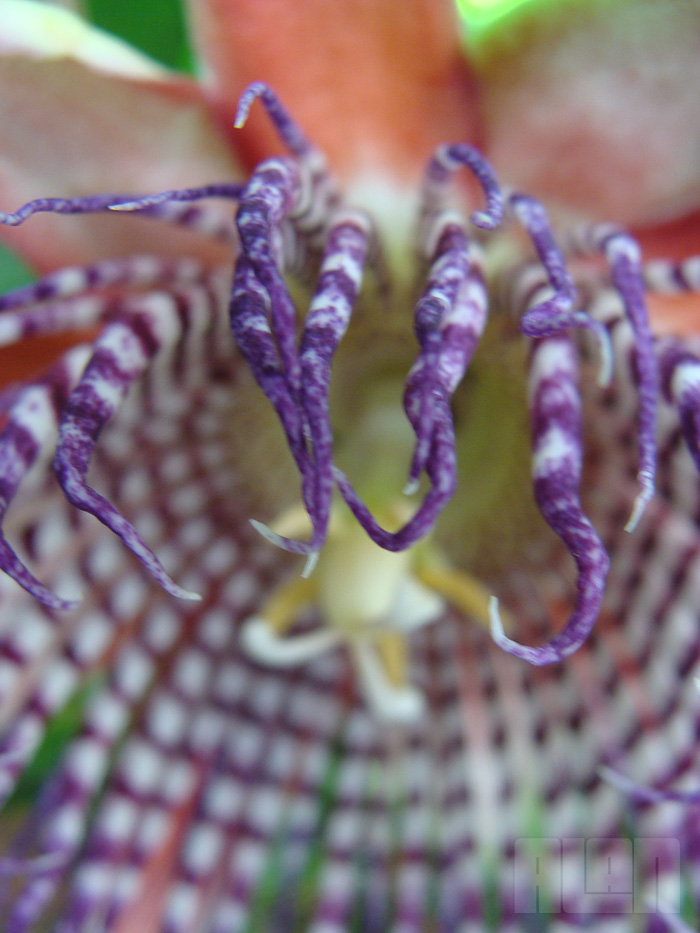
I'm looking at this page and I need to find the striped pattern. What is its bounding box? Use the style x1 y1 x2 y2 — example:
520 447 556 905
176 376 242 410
420 143 503 240
0 346 89 609
644 255 700 294
567 225 659 529
490 336 610 664
231 91 502 559
335 224 488 552
53 289 220 601
265 212 370 558
0 81 696 932
0 186 241 236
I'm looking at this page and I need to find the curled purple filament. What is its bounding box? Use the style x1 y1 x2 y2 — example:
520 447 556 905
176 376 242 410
0 82 677 670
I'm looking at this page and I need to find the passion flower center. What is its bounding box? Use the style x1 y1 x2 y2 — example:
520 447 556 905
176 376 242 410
0 81 677 717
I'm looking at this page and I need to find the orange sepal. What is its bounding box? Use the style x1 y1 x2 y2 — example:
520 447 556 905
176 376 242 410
188 0 482 185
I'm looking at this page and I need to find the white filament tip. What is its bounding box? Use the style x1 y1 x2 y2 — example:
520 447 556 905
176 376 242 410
624 481 653 533
108 201 142 212
488 594 505 641
596 330 614 389
301 551 319 579
403 478 420 496
249 518 284 547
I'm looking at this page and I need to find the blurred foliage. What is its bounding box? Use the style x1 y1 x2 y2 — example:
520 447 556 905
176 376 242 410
84 0 195 72
5 678 101 810
0 249 34 292
457 0 531 29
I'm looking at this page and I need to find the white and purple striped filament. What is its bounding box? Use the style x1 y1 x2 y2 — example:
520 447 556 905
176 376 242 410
0 82 677 668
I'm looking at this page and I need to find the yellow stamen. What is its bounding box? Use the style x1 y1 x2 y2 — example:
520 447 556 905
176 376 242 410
317 511 413 634
259 575 316 635
375 631 410 688
417 561 506 631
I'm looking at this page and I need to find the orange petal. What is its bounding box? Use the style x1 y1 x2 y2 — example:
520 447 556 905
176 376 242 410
0 5 241 272
632 208 700 337
0 331 96 392
647 292 700 338
472 0 700 226
187 0 482 185
636 206 700 261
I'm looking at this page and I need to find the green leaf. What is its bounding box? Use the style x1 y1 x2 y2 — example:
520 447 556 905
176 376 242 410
84 0 195 73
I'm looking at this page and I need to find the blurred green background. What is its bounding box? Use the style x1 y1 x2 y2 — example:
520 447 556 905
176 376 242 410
84 0 193 71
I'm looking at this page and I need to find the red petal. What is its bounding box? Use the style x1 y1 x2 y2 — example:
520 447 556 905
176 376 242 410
473 0 700 226
187 0 482 184
635 208 700 337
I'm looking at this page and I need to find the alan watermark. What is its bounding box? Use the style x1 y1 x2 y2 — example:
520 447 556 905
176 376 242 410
514 837 681 914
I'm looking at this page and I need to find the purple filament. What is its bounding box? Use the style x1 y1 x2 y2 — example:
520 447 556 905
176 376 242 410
404 224 473 488
602 231 658 530
0 355 83 610
229 257 313 497
235 160 305 396
490 335 610 665
235 81 315 160
405 230 487 491
106 183 244 212
257 214 370 560
0 185 243 226
0 256 208 331
569 224 659 530
306 224 487 553
53 313 201 602
333 398 457 551
600 765 700 806
510 194 613 379
509 193 576 303
424 144 504 231
0 80 673 688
